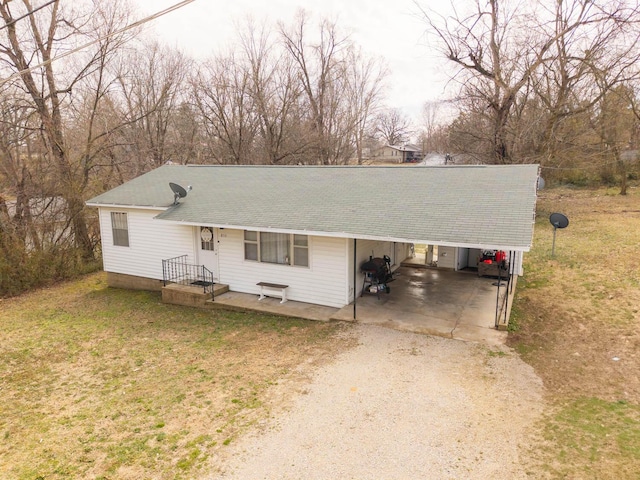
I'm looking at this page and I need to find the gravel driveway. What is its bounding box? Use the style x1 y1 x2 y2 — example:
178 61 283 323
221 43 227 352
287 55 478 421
213 324 545 479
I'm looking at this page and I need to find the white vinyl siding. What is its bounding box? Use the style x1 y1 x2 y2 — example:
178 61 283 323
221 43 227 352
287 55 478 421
437 246 456 269
219 229 346 308
511 251 524 276
99 208 195 280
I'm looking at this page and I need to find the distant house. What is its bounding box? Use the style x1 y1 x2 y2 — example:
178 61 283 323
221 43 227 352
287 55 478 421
371 144 422 164
4 196 69 249
86 164 540 310
620 149 639 163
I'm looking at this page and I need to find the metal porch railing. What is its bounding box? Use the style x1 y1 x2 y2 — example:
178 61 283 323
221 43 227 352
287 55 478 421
162 255 215 300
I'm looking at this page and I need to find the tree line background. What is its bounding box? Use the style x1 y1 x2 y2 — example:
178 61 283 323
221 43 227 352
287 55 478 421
1 0 639 296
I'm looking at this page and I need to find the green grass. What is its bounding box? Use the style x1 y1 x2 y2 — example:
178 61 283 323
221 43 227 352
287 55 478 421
0 273 350 479
540 398 640 478
510 185 640 478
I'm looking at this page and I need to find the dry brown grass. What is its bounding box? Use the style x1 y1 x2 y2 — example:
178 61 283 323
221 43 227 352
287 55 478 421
0 275 352 479
508 185 640 479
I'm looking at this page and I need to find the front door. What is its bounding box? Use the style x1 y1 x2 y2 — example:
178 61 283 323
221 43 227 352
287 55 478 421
198 226 219 281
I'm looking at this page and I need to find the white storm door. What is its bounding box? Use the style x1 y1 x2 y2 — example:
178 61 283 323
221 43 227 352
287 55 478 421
198 226 219 280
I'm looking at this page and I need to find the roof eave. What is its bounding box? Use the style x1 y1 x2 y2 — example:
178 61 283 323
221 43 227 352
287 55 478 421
153 217 531 252
86 202 169 211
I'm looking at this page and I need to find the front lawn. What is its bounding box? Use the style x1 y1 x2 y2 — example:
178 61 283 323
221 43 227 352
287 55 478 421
0 275 351 479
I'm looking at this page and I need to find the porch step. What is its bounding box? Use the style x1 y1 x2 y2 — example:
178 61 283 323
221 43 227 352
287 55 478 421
162 283 229 308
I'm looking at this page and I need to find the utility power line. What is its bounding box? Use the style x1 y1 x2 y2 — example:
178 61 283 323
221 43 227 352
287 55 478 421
0 0 57 31
1 0 196 85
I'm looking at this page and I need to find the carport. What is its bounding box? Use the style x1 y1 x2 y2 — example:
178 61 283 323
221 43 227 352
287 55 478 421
333 265 511 345
340 164 538 335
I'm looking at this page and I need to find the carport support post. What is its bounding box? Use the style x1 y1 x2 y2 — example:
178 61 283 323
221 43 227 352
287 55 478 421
353 238 357 320
495 268 501 328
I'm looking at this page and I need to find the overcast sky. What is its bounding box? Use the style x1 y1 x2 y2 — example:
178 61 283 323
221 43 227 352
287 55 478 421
132 0 451 118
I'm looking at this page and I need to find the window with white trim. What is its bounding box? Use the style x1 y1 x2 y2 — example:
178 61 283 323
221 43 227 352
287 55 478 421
243 231 309 267
293 234 309 267
244 230 258 261
111 212 129 247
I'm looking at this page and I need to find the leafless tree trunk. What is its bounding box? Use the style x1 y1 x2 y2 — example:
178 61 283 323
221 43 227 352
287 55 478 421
239 19 307 165
345 48 388 164
117 41 193 172
280 11 353 164
0 0 135 258
419 0 640 165
596 85 640 194
192 51 258 164
419 101 448 154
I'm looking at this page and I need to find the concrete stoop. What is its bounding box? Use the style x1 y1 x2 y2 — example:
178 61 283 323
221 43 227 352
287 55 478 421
161 283 229 308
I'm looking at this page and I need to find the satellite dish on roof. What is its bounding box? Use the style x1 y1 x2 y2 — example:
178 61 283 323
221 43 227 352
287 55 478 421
537 176 545 190
549 212 569 256
169 182 191 205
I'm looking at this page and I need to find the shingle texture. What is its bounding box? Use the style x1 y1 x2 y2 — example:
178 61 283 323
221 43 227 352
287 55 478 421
86 164 539 250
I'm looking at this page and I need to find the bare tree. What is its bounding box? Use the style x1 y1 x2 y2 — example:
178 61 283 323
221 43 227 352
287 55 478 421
531 0 640 169
192 52 258 164
419 0 640 165
0 91 46 248
0 0 135 258
279 11 354 164
345 47 388 164
239 19 307 164
595 85 639 194
376 108 411 145
116 41 193 172
419 100 448 154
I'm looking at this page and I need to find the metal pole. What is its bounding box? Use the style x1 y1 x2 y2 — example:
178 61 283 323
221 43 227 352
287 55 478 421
495 267 501 328
552 226 557 257
353 238 357 320
503 251 513 325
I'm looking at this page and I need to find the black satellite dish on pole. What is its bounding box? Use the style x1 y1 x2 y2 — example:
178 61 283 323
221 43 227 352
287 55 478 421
549 212 569 256
169 182 191 205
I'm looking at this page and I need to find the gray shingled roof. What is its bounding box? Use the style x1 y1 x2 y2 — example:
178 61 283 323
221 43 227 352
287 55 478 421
86 164 539 251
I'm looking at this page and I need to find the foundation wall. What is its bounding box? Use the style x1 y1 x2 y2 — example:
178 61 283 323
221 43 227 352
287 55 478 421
106 272 163 291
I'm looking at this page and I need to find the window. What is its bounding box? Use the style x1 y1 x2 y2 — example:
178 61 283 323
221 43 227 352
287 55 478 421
244 231 309 267
293 234 309 267
200 227 214 251
244 230 258 261
260 232 290 264
111 212 129 247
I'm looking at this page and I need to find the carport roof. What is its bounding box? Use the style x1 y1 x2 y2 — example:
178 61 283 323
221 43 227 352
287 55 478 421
86 164 539 251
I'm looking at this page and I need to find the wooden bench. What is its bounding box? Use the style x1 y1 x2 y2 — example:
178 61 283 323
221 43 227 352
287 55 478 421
256 282 289 303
